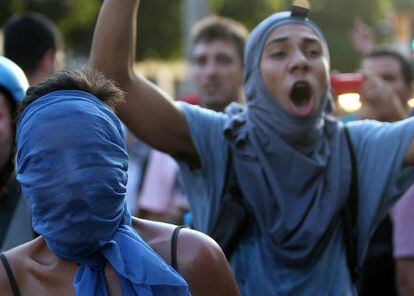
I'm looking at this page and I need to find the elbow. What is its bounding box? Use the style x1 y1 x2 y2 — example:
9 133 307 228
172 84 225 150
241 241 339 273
89 57 133 89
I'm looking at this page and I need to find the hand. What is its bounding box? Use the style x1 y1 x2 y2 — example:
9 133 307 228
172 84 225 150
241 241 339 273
358 70 409 122
350 18 376 57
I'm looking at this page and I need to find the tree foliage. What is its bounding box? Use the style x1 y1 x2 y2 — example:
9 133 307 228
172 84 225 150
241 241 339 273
395 0 414 10
309 0 391 71
0 0 101 56
210 0 286 29
0 0 182 60
136 0 182 60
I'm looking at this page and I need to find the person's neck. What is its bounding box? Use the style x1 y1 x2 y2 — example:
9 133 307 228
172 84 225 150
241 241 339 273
29 236 121 294
30 236 78 276
204 102 228 112
204 93 244 112
28 71 49 86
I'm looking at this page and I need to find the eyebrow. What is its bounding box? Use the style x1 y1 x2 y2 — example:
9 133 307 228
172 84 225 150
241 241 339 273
265 36 321 47
265 37 288 46
303 37 320 44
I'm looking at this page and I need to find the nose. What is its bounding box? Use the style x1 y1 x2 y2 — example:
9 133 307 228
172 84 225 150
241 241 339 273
203 59 218 77
289 50 309 73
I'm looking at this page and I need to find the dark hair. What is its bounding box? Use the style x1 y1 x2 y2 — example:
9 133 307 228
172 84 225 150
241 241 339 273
190 16 248 62
365 47 413 85
3 12 63 76
16 69 125 123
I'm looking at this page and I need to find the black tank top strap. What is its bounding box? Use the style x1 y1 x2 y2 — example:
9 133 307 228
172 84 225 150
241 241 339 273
0 253 20 296
171 226 185 271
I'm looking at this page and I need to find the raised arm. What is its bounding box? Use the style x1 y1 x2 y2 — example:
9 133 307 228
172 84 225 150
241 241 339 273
89 0 199 165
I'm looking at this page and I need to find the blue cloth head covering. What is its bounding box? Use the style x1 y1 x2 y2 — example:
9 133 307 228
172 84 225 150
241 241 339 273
16 90 189 295
224 12 351 266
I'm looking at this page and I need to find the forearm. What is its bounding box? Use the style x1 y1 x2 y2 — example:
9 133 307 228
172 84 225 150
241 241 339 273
90 0 198 161
89 0 139 83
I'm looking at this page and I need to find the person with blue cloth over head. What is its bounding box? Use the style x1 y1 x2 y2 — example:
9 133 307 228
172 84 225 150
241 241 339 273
90 0 414 295
0 69 239 296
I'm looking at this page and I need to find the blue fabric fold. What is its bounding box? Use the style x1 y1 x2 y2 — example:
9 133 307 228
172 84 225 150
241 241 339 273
16 90 189 295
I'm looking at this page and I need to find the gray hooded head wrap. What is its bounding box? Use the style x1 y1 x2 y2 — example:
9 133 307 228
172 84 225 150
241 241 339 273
223 11 351 266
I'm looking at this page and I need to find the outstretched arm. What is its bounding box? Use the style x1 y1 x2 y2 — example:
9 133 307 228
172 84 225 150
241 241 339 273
90 0 199 165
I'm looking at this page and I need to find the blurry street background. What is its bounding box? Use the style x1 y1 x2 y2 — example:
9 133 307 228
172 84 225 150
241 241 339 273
0 0 413 100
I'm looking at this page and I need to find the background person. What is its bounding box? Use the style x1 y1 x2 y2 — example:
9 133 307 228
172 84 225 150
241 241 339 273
358 48 412 122
189 15 246 111
3 12 64 86
136 16 248 225
393 185 414 296
0 56 31 251
356 47 414 296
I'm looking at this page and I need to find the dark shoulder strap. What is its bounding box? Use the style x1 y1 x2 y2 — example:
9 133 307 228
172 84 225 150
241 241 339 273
342 126 360 282
0 253 20 296
171 226 185 271
221 147 236 200
209 146 253 259
221 147 245 203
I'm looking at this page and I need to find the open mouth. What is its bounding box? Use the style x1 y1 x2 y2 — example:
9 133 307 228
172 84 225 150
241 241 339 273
289 81 313 116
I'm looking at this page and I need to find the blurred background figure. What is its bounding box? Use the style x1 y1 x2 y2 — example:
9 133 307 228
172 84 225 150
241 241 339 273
188 15 246 110
135 16 248 225
359 48 412 121
350 18 377 58
356 47 413 296
137 149 188 224
360 47 414 296
124 133 150 216
0 56 31 251
3 12 65 85
393 185 414 296
0 11 64 252
323 13 414 294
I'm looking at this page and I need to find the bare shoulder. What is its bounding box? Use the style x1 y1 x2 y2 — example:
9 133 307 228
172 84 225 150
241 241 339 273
132 218 240 296
0 240 36 295
176 228 240 296
177 226 227 269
